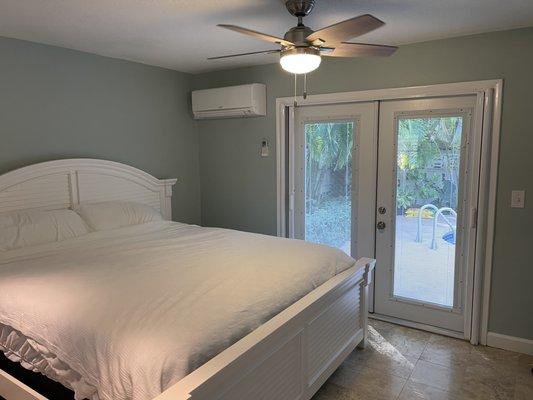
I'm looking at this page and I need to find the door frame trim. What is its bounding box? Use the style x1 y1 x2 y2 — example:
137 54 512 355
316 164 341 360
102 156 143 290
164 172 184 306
276 79 503 345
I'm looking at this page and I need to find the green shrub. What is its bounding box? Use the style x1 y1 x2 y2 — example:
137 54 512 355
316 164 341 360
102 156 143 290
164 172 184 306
306 197 351 249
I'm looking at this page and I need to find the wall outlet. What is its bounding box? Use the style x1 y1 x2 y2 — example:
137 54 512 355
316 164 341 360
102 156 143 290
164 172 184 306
511 190 525 208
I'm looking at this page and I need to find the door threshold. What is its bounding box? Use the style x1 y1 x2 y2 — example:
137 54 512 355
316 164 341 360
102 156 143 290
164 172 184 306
369 313 466 340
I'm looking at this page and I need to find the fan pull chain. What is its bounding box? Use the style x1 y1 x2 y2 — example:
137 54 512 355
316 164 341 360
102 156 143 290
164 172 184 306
303 73 308 100
293 74 298 107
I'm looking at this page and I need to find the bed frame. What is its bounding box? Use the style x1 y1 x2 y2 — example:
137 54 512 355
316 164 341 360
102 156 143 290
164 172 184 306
0 159 375 400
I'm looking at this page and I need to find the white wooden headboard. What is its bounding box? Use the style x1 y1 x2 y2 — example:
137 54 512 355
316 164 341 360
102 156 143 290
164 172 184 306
0 159 177 220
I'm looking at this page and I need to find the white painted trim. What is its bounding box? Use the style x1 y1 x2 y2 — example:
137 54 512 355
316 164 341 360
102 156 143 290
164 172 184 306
463 92 485 343
486 332 533 355
276 104 287 237
470 89 494 345
276 80 502 107
370 313 464 339
276 79 503 345
480 80 503 345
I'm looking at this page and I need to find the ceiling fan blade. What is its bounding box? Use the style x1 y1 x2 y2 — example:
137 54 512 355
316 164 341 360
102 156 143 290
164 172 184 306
324 42 397 57
218 24 294 47
307 14 384 45
208 49 281 60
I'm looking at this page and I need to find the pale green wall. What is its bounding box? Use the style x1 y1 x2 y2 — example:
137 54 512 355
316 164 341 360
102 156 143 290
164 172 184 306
193 27 533 339
0 37 200 224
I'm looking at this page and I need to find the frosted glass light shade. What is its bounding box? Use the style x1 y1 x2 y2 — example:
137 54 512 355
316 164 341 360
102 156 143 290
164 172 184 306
280 50 321 74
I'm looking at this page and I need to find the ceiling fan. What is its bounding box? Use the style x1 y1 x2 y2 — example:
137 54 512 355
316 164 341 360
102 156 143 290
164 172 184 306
209 0 397 75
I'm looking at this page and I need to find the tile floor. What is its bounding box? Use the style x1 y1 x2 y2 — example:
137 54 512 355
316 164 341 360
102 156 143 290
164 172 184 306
313 319 533 400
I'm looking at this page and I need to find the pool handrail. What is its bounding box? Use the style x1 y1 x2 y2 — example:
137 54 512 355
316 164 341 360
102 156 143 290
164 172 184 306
416 204 439 243
431 207 457 249
416 204 457 249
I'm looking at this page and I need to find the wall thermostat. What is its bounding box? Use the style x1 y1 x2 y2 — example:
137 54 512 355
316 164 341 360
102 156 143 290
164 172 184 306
260 139 269 157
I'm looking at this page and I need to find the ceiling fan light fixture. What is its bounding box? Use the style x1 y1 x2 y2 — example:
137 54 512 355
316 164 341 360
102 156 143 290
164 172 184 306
280 47 321 74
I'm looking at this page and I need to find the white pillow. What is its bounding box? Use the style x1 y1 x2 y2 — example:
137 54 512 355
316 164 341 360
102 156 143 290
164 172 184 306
74 201 163 231
0 209 90 251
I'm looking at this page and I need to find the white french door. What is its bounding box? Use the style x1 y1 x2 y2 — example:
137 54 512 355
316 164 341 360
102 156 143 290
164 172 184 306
290 102 377 261
374 95 481 336
286 92 486 338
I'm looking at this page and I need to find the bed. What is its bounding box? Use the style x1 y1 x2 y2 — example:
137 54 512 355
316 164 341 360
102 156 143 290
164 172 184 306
0 159 375 400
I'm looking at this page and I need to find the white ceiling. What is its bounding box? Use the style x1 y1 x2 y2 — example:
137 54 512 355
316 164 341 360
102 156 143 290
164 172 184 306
1 0 533 73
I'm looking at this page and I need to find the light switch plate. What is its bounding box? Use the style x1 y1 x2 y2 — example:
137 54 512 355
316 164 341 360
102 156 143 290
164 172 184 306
511 190 525 208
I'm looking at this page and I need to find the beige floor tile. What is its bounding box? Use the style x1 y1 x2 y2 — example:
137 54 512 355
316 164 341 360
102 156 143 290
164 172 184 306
410 359 465 392
411 358 517 400
459 369 516 400
470 345 525 372
320 321 530 400
518 353 533 368
369 319 431 359
345 329 418 378
368 319 396 333
464 345 531 384
328 363 407 400
465 356 520 381
312 382 361 400
514 373 533 400
419 334 474 368
398 380 460 400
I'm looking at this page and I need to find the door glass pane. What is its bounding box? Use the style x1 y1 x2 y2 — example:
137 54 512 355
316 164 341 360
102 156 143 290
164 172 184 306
304 121 353 255
394 116 463 307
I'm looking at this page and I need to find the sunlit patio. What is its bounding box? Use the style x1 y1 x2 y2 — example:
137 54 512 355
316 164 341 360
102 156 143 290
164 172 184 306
394 215 456 307
338 214 456 307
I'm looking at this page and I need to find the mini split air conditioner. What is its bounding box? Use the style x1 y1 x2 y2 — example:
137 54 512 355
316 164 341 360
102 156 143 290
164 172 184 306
191 84 266 119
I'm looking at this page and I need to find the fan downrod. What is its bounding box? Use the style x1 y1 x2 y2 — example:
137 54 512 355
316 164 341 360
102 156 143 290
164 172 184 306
285 0 315 19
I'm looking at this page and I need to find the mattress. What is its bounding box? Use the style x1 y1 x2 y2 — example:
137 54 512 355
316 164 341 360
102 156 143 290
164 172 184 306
0 221 354 400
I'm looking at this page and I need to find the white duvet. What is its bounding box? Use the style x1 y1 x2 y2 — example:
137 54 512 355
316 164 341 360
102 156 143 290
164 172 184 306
0 221 354 400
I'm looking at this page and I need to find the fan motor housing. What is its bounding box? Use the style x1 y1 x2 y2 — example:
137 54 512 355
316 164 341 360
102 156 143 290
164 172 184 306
284 25 314 46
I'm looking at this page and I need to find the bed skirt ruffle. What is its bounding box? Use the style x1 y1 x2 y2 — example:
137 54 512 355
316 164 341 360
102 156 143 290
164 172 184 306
0 323 98 400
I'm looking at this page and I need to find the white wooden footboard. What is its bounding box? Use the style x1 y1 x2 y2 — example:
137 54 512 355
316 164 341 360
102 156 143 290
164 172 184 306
0 258 375 400
156 257 375 400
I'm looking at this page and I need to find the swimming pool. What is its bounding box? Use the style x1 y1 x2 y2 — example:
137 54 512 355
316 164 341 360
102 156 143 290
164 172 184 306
442 231 456 245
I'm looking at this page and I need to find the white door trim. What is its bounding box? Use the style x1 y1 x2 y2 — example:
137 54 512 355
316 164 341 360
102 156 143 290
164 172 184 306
276 79 503 345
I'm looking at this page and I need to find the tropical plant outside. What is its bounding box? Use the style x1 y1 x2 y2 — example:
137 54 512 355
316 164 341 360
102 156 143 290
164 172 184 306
396 116 463 214
305 121 353 250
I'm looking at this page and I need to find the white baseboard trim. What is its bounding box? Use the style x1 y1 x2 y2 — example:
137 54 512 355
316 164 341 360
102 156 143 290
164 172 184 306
486 332 533 355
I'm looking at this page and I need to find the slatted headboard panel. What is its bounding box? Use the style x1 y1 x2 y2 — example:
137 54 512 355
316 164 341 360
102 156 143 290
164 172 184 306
0 159 177 220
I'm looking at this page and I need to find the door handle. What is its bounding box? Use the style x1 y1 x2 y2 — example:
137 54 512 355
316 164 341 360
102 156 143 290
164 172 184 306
377 221 386 230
